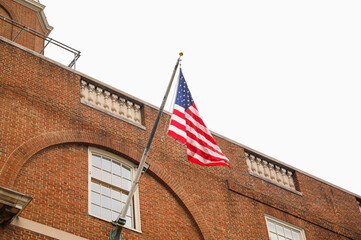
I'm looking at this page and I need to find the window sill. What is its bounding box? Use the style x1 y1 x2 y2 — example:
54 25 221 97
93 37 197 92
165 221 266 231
88 213 142 234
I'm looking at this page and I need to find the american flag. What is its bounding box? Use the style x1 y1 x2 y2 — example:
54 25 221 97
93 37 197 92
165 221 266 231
168 69 230 167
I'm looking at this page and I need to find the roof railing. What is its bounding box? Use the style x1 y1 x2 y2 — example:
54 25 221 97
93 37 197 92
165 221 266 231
0 14 81 69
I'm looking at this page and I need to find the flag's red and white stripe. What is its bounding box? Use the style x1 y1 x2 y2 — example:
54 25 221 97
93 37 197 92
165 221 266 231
168 103 230 167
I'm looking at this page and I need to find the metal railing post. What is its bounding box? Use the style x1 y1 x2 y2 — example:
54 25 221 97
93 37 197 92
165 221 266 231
13 26 25 42
1 14 81 69
40 39 52 54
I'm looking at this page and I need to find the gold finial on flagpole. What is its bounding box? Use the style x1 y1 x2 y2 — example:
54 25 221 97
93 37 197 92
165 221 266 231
179 52 183 56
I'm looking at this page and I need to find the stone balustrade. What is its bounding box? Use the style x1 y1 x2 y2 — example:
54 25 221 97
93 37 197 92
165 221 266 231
80 80 142 125
245 152 297 191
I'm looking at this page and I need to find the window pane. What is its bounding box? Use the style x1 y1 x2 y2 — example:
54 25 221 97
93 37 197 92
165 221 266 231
112 199 122 212
123 179 131 191
103 171 111 183
112 162 121 176
103 157 111 171
112 175 121 186
121 193 128 203
92 155 101 168
125 216 132 228
91 192 101 205
126 205 132 216
268 221 276 232
102 196 111 209
112 211 120 221
91 204 101 217
102 208 111 221
292 231 301 240
91 182 101 193
276 225 285 236
284 228 292 238
101 186 111 196
111 189 121 200
122 166 131 179
269 232 278 240
279 237 286 240
92 167 101 179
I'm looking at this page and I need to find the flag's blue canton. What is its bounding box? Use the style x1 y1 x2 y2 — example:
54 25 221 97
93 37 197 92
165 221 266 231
175 69 194 110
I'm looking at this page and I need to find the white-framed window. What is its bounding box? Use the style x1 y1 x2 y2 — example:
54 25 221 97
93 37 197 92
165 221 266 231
88 147 141 231
265 215 306 240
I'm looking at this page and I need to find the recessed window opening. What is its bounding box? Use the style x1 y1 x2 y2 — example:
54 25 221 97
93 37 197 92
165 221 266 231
88 147 141 231
265 215 306 240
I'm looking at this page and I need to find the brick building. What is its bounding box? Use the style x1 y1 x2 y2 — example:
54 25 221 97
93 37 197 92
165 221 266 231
0 0 360 239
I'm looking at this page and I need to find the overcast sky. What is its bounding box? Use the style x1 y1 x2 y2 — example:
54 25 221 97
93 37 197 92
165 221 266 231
41 0 361 196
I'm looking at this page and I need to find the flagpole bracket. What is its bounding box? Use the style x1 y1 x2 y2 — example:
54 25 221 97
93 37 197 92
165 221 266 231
142 162 150 174
112 218 126 227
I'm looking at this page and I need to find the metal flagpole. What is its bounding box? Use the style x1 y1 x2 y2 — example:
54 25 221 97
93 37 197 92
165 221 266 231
110 52 183 240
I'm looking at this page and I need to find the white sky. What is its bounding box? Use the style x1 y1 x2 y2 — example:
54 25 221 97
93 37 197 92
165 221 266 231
41 0 361 196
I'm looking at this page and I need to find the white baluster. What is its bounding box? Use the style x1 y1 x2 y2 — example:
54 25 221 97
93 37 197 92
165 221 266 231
79 82 143 125
256 157 264 177
118 98 126 116
87 84 95 103
287 171 295 189
262 160 270 178
126 101 134 120
134 104 141 123
103 91 111 109
250 154 257 173
95 87 103 106
111 94 119 113
281 168 289 187
275 166 282 184
269 163 276 181
245 153 252 171
80 80 88 100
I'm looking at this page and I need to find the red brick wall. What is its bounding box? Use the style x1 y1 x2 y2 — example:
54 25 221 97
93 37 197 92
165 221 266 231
0 0 46 52
0 144 201 240
0 4 12 40
1 226 56 240
1 37 360 239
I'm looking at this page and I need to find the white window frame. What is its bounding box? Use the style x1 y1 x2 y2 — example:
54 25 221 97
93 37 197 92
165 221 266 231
88 147 141 232
265 215 306 240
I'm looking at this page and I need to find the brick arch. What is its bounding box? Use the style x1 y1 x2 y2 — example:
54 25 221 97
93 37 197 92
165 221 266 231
148 164 215 240
0 2 15 20
0 130 142 187
0 2 15 40
0 130 214 240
